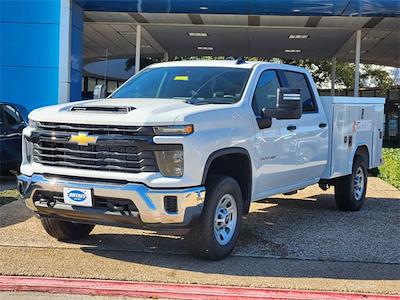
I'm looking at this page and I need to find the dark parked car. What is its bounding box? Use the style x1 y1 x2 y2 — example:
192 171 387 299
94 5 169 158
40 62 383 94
0 102 28 174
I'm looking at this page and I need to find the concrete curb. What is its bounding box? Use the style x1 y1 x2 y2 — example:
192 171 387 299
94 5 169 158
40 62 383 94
0 276 399 300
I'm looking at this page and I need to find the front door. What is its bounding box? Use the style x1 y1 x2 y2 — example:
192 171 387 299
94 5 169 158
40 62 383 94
252 69 300 199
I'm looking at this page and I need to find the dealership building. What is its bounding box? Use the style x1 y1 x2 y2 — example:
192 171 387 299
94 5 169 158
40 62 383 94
0 0 399 142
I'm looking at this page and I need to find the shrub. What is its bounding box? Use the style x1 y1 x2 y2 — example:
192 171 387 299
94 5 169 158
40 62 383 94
378 148 400 189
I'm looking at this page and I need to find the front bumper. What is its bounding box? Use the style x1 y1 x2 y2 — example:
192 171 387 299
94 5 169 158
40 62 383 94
18 174 205 234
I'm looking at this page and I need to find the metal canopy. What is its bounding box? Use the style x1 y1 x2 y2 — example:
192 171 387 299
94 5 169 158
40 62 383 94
77 0 400 17
83 12 400 67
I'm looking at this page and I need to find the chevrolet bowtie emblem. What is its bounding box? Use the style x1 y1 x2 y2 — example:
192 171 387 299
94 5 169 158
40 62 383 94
69 132 98 146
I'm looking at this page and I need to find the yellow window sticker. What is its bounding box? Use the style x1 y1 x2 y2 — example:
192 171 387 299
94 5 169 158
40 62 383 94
174 76 189 81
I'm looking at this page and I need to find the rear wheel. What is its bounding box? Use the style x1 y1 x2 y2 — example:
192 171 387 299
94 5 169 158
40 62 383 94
334 156 367 211
187 175 243 260
41 218 94 241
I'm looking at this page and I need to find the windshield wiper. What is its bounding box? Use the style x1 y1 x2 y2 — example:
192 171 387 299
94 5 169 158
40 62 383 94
185 98 214 105
185 98 237 105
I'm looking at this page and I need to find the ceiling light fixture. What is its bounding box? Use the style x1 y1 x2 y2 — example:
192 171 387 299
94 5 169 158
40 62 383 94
188 32 208 37
362 37 381 41
285 49 302 53
349 49 366 54
288 34 309 39
199 6 208 10
197 46 214 51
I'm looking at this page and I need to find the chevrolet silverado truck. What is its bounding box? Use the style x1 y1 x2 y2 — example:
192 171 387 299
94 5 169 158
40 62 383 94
18 60 385 260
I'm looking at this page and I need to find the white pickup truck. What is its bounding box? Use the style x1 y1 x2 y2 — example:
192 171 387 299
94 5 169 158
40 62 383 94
18 60 385 260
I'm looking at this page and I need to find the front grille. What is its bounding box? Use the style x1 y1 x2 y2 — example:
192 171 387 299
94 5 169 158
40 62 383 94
32 122 160 173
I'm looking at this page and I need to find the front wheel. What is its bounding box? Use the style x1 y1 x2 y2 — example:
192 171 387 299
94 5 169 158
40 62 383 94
334 156 368 211
186 175 243 260
41 218 95 241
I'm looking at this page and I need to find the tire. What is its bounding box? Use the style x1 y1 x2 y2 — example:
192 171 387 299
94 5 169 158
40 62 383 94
41 218 94 241
334 156 368 211
186 175 243 260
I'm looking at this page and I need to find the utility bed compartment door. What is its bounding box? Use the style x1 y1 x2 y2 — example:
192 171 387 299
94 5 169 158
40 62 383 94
331 104 352 177
331 104 374 178
371 104 385 168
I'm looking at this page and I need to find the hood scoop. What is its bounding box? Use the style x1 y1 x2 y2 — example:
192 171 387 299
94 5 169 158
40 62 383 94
70 105 136 114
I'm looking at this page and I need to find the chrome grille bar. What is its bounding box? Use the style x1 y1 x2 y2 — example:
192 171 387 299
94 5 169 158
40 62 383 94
37 122 154 135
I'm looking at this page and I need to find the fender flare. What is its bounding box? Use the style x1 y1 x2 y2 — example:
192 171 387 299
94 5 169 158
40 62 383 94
201 147 252 184
201 147 252 214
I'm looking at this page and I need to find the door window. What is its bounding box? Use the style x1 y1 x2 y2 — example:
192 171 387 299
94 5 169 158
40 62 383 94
252 70 280 116
3 105 21 126
282 71 317 112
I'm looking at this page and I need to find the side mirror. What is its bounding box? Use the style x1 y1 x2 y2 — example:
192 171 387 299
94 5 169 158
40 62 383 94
93 84 107 99
261 88 302 120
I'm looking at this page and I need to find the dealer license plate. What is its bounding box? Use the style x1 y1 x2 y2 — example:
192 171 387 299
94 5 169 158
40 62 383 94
63 187 93 207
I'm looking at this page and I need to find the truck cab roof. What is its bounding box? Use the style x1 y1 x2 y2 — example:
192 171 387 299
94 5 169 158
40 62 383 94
147 60 310 74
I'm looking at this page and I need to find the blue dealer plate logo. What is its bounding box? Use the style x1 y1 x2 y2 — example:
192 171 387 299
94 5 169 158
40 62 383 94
67 190 87 202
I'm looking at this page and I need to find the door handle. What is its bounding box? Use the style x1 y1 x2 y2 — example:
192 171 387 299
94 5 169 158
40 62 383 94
287 125 297 131
319 123 327 128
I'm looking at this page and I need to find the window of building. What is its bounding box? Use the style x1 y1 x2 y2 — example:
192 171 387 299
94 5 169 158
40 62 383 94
282 71 317 112
252 70 281 115
88 78 96 92
107 81 118 93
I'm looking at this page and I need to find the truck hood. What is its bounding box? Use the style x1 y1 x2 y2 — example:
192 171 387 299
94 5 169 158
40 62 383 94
29 98 218 126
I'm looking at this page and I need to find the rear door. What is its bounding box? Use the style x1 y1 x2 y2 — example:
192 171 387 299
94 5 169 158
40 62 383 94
279 70 329 183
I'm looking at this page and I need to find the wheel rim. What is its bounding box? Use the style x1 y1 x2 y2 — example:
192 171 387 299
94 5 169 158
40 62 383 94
214 194 238 246
354 166 365 201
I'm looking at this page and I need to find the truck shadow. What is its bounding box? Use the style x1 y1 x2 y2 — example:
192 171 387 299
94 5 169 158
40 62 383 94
76 193 400 281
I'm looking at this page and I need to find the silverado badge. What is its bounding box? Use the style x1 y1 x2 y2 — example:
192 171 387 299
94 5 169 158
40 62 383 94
69 132 98 146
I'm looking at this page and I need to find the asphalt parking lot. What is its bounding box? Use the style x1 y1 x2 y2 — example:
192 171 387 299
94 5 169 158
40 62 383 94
0 176 399 295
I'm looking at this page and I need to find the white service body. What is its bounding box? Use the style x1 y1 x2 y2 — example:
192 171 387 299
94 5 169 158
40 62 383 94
320 96 385 179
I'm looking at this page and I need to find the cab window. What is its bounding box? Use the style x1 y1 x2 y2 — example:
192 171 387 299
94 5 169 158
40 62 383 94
281 71 317 112
252 70 280 116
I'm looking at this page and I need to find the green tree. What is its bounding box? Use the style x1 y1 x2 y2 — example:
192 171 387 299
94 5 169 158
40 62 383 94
276 58 394 91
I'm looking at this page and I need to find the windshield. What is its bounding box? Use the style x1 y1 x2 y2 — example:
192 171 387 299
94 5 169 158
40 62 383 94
111 66 251 104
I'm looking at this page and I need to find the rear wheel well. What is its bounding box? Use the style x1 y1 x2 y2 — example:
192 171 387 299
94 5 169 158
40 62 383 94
203 150 252 214
355 145 370 169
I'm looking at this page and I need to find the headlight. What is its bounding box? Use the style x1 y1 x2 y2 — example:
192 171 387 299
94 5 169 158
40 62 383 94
155 149 184 177
29 119 38 129
153 125 193 136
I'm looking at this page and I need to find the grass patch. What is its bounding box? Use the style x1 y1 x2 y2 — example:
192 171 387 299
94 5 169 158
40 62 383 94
378 148 400 190
0 189 19 206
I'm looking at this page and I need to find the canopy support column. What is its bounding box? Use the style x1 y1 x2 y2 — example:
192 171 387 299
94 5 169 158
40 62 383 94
135 24 141 74
354 30 361 97
330 57 336 96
